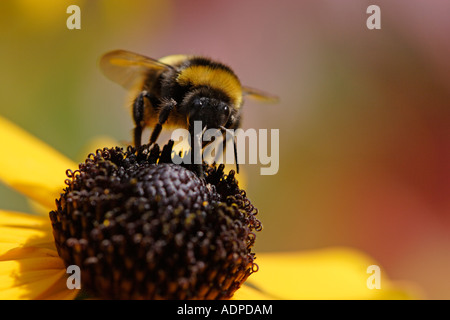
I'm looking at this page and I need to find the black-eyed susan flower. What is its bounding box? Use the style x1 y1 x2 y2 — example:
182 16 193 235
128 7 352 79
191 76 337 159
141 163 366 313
0 116 416 300
51 142 261 299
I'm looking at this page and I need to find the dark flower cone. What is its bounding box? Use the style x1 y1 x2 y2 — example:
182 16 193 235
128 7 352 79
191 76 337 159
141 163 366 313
50 141 261 299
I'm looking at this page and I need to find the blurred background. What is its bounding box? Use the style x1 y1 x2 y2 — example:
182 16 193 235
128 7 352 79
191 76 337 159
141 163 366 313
0 0 449 298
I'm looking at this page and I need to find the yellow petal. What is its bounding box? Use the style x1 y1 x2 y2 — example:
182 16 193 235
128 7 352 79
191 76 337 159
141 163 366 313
35 269 79 300
0 263 72 299
0 210 55 255
0 116 76 210
0 209 48 228
246 247 416 299
0 239 68 299
0 210 73 299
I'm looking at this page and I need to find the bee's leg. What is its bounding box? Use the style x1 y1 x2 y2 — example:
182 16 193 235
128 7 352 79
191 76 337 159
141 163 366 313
188 124 205 179
148 98 176 146
132 90 152 148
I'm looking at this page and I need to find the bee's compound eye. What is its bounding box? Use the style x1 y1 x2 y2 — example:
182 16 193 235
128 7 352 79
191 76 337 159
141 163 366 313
217 103 231 126
219 104 230 118
223 105 230 116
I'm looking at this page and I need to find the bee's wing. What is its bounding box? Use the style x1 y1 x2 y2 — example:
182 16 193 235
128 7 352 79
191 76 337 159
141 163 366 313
242 85 279 104
99 50 173 90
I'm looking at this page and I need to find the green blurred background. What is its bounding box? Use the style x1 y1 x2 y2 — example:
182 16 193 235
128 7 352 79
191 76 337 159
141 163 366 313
1 0 449 298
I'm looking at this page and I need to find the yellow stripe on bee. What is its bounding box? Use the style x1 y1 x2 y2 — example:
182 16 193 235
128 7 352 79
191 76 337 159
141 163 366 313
176 65 243 107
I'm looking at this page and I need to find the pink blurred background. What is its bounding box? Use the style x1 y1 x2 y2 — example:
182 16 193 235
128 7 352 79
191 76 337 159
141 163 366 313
0 0 449 298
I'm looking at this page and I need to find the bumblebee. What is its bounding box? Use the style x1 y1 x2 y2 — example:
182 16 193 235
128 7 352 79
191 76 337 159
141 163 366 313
100 50 278 176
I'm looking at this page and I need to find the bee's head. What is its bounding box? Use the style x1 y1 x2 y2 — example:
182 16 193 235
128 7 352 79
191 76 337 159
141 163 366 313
183 88 232 129
190 97 230 129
